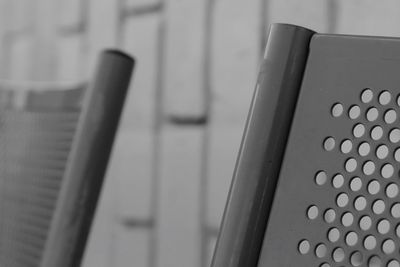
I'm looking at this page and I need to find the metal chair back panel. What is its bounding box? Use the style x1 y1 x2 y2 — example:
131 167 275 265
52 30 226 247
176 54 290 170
260 33 400 267
212 23 400 267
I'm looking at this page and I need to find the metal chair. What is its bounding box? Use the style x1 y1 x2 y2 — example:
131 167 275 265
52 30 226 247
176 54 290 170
0 50 134 267
212 23 400 267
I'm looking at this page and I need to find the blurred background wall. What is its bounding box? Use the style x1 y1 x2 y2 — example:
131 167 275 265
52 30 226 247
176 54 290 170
1 0 400 266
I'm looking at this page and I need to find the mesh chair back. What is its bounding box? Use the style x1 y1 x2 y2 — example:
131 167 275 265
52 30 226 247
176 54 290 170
0 50 134 267
212 24 400 267
0 85 83 267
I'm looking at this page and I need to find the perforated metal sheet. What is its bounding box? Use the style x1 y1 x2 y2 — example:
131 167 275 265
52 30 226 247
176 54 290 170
0 86 83 267
258 35 400 266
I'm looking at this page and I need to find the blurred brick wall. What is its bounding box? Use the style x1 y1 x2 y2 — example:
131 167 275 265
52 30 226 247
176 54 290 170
1 0 400 266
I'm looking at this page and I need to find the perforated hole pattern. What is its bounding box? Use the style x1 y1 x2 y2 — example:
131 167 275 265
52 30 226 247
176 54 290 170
299 88 400 267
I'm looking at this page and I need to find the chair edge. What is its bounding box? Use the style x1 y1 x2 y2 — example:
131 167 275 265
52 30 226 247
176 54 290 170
211 23 315 267
40 49 134 267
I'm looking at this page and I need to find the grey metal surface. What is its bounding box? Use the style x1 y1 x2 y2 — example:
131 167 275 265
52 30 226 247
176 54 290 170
258 34 400 266
211 24 315 267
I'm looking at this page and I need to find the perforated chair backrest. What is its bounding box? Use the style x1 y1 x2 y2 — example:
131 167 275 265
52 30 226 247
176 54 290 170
0 50 134 267
212 24 400 267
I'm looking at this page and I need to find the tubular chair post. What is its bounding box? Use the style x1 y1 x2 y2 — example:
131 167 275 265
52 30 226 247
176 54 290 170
211 24 314 267
40 50 134 267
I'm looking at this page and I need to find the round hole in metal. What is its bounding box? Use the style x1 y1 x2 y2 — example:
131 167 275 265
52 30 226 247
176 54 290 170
363 160 375 175
345 158 358 173
341 212 354 227
368 180 380 195
315 243 328 258
315 171 328 185
359 215 372 231
381 164 394 178
350 177 363 192
384 109 397 124
394 148 400 162
350 251 363 266
386 183 399 198
332 247 345 263
376 145 389 159
341 139 353 154
307 205 319 220
328 227 340 243
389 128 400 143
298 239 310 254
353 124 366 138
332 103 344 117
396 224 400 238
354 196 367 211
324 137 336 151
337 193 349 208
332 174 345 189
349 105 361 119
361 89 374 103
368 255 381 267
377 219 391 235
382 239 395 254
364 235 377 250
371 126 384 141
324 209 336 223
372 200 385 215
358 142 371 156
388 260 400 267
390 203 400 218
346 231 358 246
367 107 379 122
379 91 391 105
